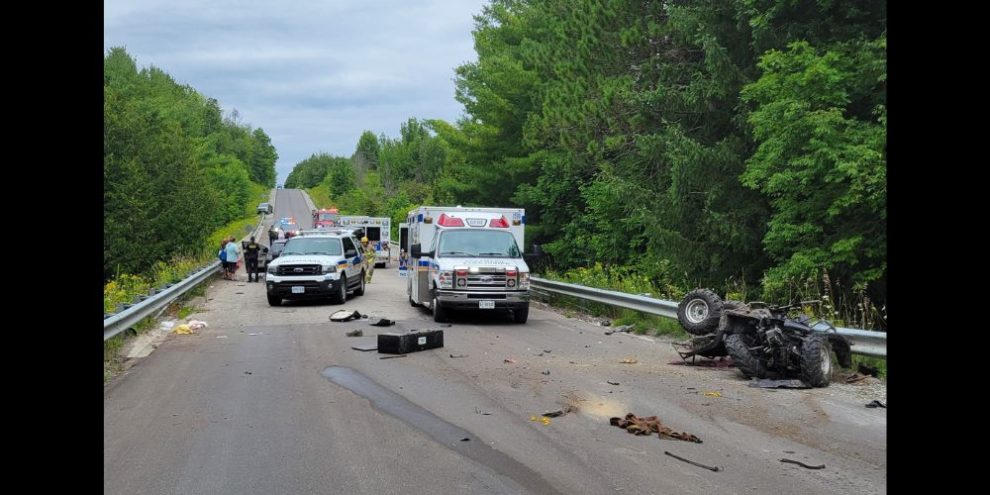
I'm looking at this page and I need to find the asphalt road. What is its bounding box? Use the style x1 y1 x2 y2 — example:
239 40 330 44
104 190 887 494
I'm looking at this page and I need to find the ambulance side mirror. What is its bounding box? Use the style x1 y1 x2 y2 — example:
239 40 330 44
411 244 428 258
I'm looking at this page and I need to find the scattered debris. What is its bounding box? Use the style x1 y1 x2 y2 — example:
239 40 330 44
858 363 880 377
243 371 252 375
378 330 444 354
449 354 468 359
216 335 228 339
865 400 887 409
330 310 363 322
605 325 633 336
665 451 720 472
188 320 208 330
345 329 363 337
609 413 702 443
369 318 396 327
379 354 407 360
474 407 492 415
845 373 870 384
748 379 811 389
607 381 620 386
601 320 612 327
460 438 470 442
530 415 552 425
248 333 260 336
619 358 638 364
543 349 552 354
669 357 734 368
541 369 551 375
703 391 722 398
780 459 825 470
351 343 377 352
173 324 195 335
542 406 574 418
504 358 516 364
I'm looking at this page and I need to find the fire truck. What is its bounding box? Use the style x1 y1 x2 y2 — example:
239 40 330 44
337 216 391 267
406 206 530 323
313 208 340 229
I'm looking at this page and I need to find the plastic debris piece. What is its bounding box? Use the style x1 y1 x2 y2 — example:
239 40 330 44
703 391 722 398
173 324 194 335
619 358 638 364
330 310 362 322
188 320 208 330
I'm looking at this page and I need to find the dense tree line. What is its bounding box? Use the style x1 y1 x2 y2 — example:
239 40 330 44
297 0 886 323
104 48 277 281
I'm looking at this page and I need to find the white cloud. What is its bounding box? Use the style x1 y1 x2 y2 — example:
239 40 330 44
104 0 485 183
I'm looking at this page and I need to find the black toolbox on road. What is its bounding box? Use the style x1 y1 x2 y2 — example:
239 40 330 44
377 330 444 354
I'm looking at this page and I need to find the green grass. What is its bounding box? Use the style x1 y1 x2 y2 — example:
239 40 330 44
851 354 887 380
104 184 269 383
104 334 126 383
306 185 333 209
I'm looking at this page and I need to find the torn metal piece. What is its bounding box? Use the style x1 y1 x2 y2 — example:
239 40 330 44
369 318 396 327
542 406 574 418
607 381 620 386
748 379 810 389
665 451 720 472
780 458 825 469
865 400 886 408
379 354 407 360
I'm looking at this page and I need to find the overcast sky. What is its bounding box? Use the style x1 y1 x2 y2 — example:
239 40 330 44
104 0 487 184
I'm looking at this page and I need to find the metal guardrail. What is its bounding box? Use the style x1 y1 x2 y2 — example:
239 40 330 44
103 212 270 342
530 277 886 357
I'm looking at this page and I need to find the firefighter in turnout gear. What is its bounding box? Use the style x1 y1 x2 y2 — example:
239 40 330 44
361 236 375 283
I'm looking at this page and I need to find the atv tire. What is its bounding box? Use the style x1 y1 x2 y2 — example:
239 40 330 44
725 334 766 379
801 335 833 387
677 289 724 335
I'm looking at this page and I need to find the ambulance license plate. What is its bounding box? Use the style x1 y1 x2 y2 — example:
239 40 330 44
291 286 305 294
479 300 495 309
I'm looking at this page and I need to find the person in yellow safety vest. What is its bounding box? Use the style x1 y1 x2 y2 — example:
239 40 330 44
361 236 375 283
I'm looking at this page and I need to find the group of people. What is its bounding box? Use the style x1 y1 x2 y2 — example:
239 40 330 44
219 235 263 282
220 231 382 284
218 236 239 280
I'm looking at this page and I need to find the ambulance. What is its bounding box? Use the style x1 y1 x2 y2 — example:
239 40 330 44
406 206 530 323
337 216 391 267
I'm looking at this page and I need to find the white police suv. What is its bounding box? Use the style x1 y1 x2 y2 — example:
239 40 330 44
265 232 366 306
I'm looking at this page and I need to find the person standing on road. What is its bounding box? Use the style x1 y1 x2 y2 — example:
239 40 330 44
224 236 240 281
219 238 230 280
361 236 376 283
244 236 261 282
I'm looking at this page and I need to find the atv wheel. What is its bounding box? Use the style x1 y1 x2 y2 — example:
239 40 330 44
677 289 724 335
801 335 833 387
725 334 766 379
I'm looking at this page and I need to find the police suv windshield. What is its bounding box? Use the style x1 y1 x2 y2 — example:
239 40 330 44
281 237 343 256
437 230 521 258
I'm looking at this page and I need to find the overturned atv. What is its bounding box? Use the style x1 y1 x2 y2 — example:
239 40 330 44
674 289 852 387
